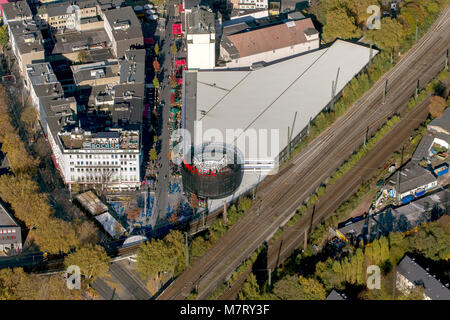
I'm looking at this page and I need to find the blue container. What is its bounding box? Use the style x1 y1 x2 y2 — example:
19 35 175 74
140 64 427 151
401 195 414 205
434 163 449 177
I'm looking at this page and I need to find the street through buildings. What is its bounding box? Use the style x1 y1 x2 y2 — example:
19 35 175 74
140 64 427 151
151 1 176 228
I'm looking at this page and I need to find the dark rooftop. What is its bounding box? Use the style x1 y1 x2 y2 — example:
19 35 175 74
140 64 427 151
325 289 347 300
428 107 450 134
186 5 215 34
337 189 449 246
397 255 450 300
120 49 146 84
104 6 143 42
2 1 32 22
8 20 45 55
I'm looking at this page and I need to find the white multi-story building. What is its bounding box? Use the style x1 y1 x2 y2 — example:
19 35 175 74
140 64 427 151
234 0 268 10
29 64 145 191
186 6 216 70
47 128 142 191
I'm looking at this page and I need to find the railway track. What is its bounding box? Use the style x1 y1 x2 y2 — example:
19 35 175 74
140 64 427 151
218 92 434 300
158 7 450 300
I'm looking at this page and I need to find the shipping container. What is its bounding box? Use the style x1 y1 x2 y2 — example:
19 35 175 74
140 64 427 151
414 188 425 197
401 195 414 205
433 163 449 177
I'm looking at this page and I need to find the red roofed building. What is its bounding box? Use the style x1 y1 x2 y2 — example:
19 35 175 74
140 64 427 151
220 18 320 68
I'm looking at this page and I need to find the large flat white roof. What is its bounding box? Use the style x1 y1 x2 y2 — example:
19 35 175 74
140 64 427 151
183 40 378 211
185 40 377 161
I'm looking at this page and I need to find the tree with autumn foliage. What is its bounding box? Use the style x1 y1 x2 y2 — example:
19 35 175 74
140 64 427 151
171 44 178 56
64 244 110 283
153 75 160 88
322 7 361 43
136 230 185 279
170 92 176 104
428 96 446 119
0 267 83 300
170 74 178 88
153 59 160 73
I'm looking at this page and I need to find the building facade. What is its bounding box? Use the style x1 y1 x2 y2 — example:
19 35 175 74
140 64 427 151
233 0 268 10
220 18 319 68
103 7 144 58
0 203 22 256
396 255 450 300
186 6 216 70
48 129 142 190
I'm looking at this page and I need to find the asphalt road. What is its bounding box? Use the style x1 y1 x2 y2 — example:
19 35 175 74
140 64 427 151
151 2 176 228
158 7 450 300
92 260 152 300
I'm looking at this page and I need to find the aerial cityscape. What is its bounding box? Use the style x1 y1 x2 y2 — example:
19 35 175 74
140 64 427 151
0 0 448 307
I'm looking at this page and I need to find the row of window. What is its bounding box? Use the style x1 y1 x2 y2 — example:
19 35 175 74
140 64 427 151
1 236 17 241
71 160 135 166
72 176 138 182
0 229 16 234
71 167 137 172
71 154 137 159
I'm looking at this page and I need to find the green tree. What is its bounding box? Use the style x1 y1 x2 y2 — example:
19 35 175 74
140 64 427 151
136 230 185 279
238 273 261 300
171 44 178 56
149 148 157 161
64 244 110 282
77 50 88 63
20 105 37 134
0 25 9 49
408 222 450 261
297 276 327 300
190 236 209 259
322 7 361 43
153 76 160 88
272 275 303 300
366 18 406 52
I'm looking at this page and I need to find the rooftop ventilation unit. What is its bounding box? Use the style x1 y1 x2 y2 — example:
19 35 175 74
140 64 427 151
285 21 296 28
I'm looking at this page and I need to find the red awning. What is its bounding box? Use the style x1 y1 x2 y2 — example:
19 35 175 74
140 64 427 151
172 23 182 35
175 59 186 66
0 0 9 16
144 37 154 45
